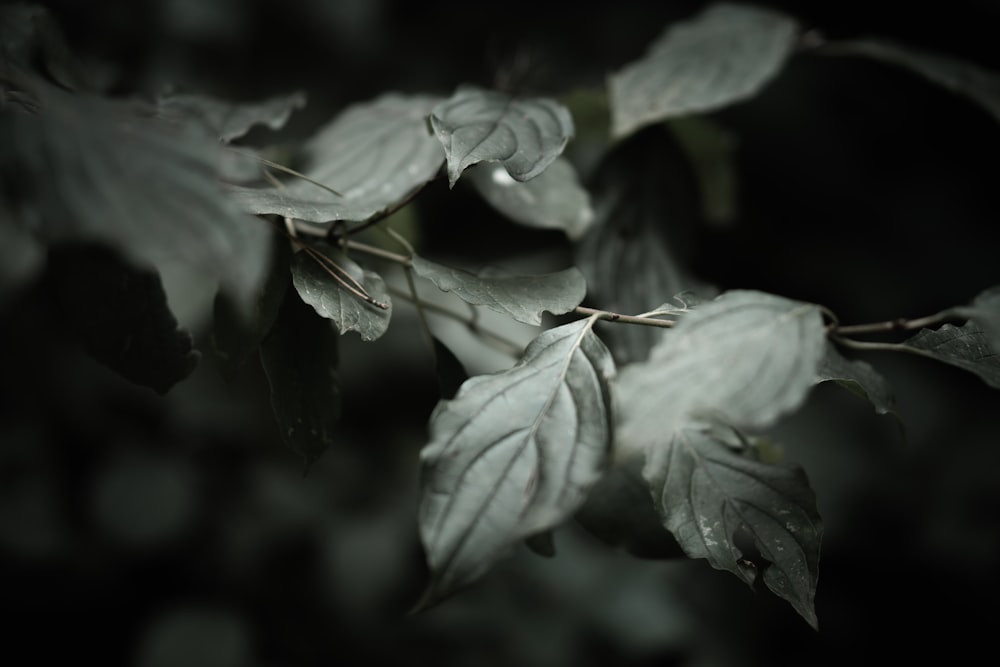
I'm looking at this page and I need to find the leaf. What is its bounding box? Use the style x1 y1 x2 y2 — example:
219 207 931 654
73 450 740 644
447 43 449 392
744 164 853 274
616 290 826 454
815 39 1000 123
466 157 594 239
0 208 44 304
211 238 292 383
291 245 392 342
259 285 341 472
609 3 799 138
0 3 92 92
668 115 740 227
430 85 574 187
574 126 712 363
47 244 199 394
955 285 1000 352
574 457 684 559
0 82 273 319
900 322 1000 389
816 342 897 417
411 255 587 326
643 423 822 628
157 90 307 143
227 93 444 224
523 530 556 558
416 318 615 609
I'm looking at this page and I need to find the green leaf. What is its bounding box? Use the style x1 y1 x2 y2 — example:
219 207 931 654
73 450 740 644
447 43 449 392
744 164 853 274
643 423 822 628
609 3 799 138
47 244 199 394
411 255 587 326
668 116 740 227
430 85 574 187
291 245 392 342
466 157 594 239
211 239 292 383
900 322 1000 389
816 342 897 417
259 285 341 472
574 126 712 363
227 93 444 224
815 39 1000 123
575 457 684 559
416 318 615 609
616 290 826 454
157 90 307 143
0 82 273 319
955 285 1000 352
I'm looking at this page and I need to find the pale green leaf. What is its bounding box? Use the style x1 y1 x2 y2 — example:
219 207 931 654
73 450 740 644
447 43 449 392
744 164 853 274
816 342 897 416
416 319 615 609
260 285 341 472
816 39 1000 123
617 290 826 453
0 83 272 318
430 85 574 187
290 246 391 342
157 90 307 143
228 93 444 223
643 423 822 628
466 157 594 239
609 3 799 138
901 322 1000 388
410 255 586 326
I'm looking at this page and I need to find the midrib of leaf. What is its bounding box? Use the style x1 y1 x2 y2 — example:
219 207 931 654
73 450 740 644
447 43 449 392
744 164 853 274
431 316 598 570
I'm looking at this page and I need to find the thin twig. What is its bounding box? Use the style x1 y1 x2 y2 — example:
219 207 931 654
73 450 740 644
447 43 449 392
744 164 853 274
226 147 343 198
302 246 389 310
344 240 412 266
832 308 960 336
574 306 676 328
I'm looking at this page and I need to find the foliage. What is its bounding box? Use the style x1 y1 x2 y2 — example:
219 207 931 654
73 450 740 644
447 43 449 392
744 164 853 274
2 0 999 655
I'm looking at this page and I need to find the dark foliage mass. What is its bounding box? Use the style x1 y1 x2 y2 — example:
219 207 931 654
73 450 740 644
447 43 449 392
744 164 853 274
2 1 999 665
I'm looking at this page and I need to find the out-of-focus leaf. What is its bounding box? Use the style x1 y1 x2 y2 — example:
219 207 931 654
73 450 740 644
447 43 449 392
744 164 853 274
643 423 822 628
0 209 44 304
430 85 574 187
211 238 291 383
260 285 341 472
616 290 825 455
416 319 615 609
0 82 273 319
411 255 586 326
575 457 684 559
47 244 198 394
955 285 1000 351
900 322 1000 388
668 115 739 227
523 530 556 558
574 125 712 363
157 89 306 143
291 245 391 342
816 342 898 417
609 3 799 138
467 158 594 239
0 3 92 91
816 39 1000 123
432 336 468 400
228 93 443 224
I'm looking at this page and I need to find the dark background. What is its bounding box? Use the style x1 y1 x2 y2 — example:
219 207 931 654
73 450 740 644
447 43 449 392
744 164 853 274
2 1 1000 665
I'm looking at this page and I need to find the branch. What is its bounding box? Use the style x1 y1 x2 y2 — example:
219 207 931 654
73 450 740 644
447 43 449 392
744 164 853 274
573 306 676 328
831 308 962 337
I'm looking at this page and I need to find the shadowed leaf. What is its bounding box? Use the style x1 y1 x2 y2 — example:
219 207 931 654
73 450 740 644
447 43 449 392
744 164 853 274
644 423 821 628
901 322 1000 388
817 342 898 417
157 90 307 143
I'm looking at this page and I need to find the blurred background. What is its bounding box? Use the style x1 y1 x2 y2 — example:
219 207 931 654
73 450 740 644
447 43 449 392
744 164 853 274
2 0 1000 665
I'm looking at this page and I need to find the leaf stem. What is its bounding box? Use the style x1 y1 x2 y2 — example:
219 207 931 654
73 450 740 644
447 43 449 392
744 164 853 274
225 148 343 197
344 240 412 266
573 306 676 328
832 308 960 337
